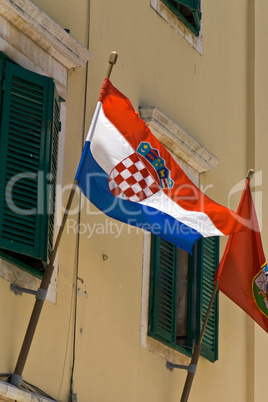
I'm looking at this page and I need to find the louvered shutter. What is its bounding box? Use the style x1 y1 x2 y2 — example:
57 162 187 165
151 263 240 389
198 237 219 362
163 0 201 34
175 0 197 7
0 56 60 265
149 236 177 344
46 88 60 262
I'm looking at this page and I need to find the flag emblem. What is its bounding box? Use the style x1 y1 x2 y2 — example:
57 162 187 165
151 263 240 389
137 142 174 189
252 263 268 318
108 152 160 202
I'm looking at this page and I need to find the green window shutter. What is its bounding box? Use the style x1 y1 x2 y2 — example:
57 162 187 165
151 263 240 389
162 0 201 35
45 87 61 262
198 237 219 362
175 0 197 7
0 54 60 275
187 241 198 351
149 235 219 362
149 236 177 344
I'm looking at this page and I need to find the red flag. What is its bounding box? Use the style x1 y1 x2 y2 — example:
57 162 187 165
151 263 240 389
215 178 268 332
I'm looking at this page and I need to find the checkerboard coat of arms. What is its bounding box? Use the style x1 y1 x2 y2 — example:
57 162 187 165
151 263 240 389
108 142 174 202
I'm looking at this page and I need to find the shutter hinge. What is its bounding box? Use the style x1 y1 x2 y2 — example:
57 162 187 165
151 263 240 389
58 121 62 132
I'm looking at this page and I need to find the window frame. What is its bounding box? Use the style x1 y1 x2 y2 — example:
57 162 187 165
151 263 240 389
161 0 201 36
0 0 92 304
148 234 219 363
150 0 203 54
139 106 219 364
0 52 61 278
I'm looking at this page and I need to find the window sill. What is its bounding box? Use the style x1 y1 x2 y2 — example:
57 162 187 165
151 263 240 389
0 258 57 304
150 0 203 54
0 379 55 401
0 0 93 68
0 0 93 98
139 106 219 174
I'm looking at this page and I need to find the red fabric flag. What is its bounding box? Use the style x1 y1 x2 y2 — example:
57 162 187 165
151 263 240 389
215 178 268 332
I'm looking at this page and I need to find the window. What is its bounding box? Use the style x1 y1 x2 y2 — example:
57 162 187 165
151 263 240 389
0 52 61 278
148 234 219 362
150 0 203 53
162 0 201 35
139 107 219 362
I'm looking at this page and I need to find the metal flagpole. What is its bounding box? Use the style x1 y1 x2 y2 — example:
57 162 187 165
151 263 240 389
180 280 220 402
9 51 118 387
180 169 254 402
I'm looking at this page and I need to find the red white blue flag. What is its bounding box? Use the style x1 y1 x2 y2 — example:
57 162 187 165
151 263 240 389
75 78 244 252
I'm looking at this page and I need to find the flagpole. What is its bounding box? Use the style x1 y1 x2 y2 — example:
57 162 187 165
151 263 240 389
86 51 118 143
180 280 219 402
9 51 118 387
180 170 255 401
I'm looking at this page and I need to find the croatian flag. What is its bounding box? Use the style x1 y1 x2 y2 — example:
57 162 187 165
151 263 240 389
75 78 244 252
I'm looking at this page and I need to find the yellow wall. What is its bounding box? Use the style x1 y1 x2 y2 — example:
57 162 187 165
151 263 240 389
1 0 267 401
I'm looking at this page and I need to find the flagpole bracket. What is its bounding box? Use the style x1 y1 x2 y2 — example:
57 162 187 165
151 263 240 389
10 284 47 300
166 361 197 374
9 373 22 387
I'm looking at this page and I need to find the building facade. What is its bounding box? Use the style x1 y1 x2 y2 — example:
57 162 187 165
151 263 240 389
0 0 267 401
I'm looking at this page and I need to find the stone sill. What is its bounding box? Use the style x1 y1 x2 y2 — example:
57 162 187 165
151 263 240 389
0 380 54 402
139 106 219 173
0 0 93 69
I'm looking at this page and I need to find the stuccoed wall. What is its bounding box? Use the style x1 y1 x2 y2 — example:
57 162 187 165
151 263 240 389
0 0 266 401
0 0 90 401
